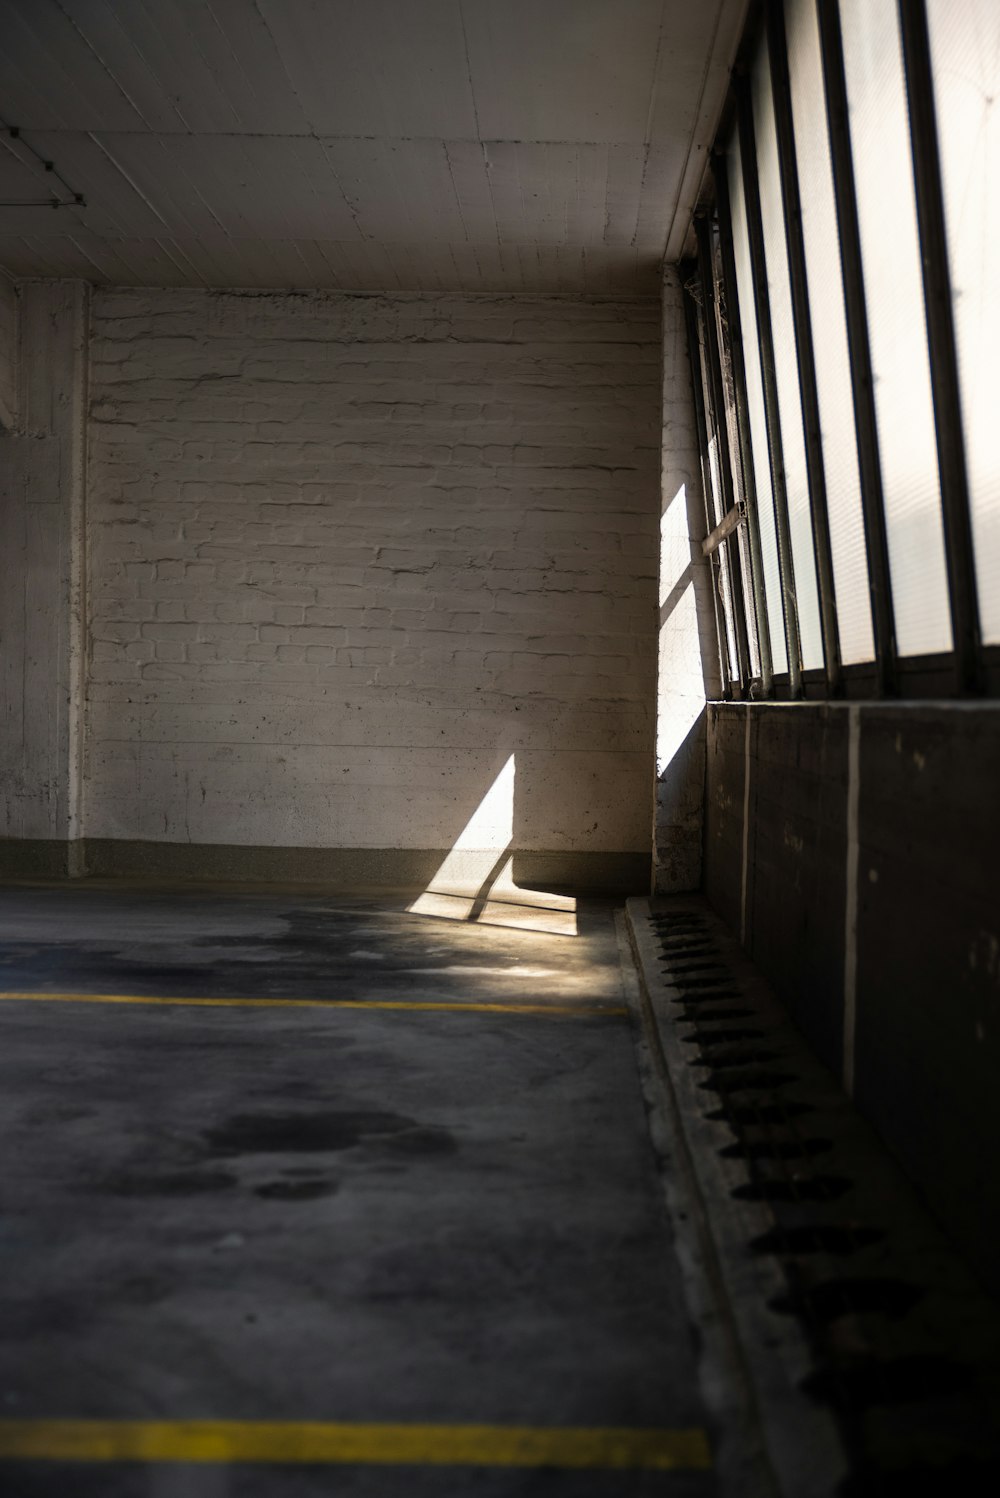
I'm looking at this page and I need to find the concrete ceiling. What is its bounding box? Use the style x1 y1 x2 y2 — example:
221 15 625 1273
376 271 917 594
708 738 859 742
0 0 746 293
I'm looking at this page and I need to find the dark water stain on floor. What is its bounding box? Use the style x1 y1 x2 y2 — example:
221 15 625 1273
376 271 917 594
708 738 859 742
204 1109 456 1159
112 1272 175 1306
100 1168 240 1198
254 1178 340 1200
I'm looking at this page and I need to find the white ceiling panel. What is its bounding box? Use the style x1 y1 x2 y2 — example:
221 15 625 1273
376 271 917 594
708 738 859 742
484 142 643 249
442 139 497 243
462 0 665 144
78 133 361 240
0 140 51 199
0 231 191 283
255 0 479 138
22 132 168 236
0 0 747 291
0 0 145 131
320 137 469 243
0 233 661 293
646 3 749 259
634 141 697 250
61 0 313 134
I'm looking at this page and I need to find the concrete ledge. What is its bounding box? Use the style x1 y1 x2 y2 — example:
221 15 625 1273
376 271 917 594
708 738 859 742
625 893 1000 1489
510 850 650 895
0 840 651 897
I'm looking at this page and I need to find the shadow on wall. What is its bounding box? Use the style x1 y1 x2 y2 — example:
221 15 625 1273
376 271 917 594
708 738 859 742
653 708 709 891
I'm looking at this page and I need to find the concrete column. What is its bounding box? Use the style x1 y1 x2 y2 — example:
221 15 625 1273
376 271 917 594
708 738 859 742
652 267 721 893
0 280 89 874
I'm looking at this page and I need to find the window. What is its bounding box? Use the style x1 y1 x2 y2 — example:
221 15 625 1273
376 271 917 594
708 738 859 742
726 126 788 679
785 0 874 665
681 0 997 700
926 0 1000 645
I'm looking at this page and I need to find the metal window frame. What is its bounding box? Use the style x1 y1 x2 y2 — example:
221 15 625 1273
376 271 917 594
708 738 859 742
713 147 775 698
816 0 898 697
765 0 843 696
680 259 737 701
685 0 995 705
694 213 753 692
702 505 743 558
707 219 765 682
735 68 804 699
897 0 984 695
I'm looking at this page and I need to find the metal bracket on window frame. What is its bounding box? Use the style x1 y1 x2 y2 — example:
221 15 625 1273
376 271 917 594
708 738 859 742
702 503 746 558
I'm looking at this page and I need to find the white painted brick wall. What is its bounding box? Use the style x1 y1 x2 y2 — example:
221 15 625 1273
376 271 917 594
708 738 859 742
86 290 661 856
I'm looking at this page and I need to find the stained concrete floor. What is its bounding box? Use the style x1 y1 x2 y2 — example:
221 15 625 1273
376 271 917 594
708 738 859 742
0 883 722 1496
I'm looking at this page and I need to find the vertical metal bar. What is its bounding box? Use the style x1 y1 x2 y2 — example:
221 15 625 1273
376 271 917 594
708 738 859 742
680 260 733 699
897 0 983 694
766 0 842 696
713 147 775 698
735 70 802 698
695 214 752 690
816 0 897 696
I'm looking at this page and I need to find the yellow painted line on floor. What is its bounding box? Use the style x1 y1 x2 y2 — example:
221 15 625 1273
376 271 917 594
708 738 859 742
0 1419 711 1470
0 991 626 1019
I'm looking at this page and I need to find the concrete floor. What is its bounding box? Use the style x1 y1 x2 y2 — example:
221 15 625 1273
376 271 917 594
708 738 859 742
0 883 721 1497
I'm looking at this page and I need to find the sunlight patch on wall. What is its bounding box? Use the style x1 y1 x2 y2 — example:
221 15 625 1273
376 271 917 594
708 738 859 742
658 486 706 773
407 755 577 936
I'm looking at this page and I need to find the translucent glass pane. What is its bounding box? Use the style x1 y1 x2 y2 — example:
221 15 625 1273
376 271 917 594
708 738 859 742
927 1 1000 644
727 128 788 676
840 0 952 657
784 0 875 664
752 40 825 671
717 539 741 682
699 326 739 679
703 388 727 528
736 521 762 678
714 236 762 678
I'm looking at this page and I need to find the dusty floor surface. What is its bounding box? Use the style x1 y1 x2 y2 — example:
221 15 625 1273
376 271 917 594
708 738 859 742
0 883 720 1496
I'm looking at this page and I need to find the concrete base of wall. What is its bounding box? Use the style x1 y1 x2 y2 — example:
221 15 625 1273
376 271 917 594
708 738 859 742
0 840 650 896
704 700 1000 1297
0 841 82 880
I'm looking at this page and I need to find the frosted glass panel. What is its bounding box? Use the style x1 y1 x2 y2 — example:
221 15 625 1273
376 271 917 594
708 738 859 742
927 1 1000 644
705 386 740 679
784 0 875 664
736 523 762 678
718 539 741 682
727 129 789 676
752 40 824 671
840 0 952 656
715 235 763 679
698 317 739 679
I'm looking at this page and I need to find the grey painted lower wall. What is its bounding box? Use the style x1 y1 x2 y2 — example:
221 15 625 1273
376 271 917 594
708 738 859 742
0 840 650 895
705 701 1000 1297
